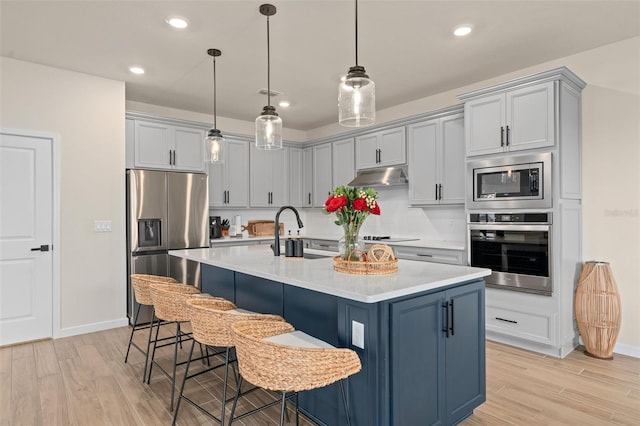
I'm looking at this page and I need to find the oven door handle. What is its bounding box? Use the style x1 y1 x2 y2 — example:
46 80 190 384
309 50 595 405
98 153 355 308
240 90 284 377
468 224 550 232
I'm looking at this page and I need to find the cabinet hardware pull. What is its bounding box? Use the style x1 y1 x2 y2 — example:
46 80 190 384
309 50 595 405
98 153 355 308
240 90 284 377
495 317 518 324
416 253 433 257
173 150 176 165
442 301 450 338
378 149 382 164
169 150 172 165
308 193 311 205
318 244 330 248
449 300 455 336
506 125 510 146
439 184 443 201
500 127 505 147
435 184 438 200
226 190 230 204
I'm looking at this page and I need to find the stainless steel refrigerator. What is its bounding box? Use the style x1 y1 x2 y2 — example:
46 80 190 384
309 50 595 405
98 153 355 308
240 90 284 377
126 169 208 323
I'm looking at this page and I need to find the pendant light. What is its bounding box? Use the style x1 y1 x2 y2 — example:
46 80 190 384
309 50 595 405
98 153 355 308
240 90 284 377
205 48 225 163
338 0 375 127
255 4 283 150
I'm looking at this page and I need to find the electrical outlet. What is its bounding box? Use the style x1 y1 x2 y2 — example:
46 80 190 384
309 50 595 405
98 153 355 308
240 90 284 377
94 220 112 232
352 320 364 349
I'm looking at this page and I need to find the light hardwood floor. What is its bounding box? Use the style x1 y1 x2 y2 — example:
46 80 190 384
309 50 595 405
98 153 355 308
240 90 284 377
0 325 638 425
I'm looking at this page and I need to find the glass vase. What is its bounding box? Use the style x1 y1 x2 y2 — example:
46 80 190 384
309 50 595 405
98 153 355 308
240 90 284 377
339 224 363 261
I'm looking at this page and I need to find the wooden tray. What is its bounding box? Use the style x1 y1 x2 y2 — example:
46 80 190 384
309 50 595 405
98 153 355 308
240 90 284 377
242 220 284 236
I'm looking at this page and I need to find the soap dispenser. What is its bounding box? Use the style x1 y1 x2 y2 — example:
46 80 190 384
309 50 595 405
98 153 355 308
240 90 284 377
294 230 304 257
285 230 295 257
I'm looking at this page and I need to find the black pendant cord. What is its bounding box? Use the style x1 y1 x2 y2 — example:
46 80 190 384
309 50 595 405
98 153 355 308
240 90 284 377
355 0 358 67
212 55 217 129
267 15 271 109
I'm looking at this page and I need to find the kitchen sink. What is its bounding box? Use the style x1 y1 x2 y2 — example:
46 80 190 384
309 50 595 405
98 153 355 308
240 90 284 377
302 252 332 260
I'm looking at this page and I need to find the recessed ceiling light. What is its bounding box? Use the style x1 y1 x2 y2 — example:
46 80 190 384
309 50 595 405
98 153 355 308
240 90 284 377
279 101 290 108
454 25 472 37
129 66 145 75
166 17 189 29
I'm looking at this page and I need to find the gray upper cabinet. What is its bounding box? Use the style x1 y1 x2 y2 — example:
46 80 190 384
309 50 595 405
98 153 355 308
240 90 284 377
288 146 304 207
312 144 332 207
209 138 249 208
133 120 206 172
464 81 555 156
249 145 288 207
302 147 313 207
332 138 355 188
408 112 465 205
355 127 406 169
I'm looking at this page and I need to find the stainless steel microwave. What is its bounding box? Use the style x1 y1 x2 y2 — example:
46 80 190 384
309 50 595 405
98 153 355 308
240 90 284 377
467 152 552 209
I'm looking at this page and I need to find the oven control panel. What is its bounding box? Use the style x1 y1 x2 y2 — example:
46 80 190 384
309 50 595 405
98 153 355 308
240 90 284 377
469 212 551 224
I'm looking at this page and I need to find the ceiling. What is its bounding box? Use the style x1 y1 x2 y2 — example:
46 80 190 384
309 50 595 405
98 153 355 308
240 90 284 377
2 1 639 131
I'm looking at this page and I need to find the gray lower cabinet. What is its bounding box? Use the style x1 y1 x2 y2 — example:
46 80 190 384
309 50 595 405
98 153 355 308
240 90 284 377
201 264 485 426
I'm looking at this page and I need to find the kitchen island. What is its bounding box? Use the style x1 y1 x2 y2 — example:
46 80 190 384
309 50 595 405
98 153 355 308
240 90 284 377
171 246 491 426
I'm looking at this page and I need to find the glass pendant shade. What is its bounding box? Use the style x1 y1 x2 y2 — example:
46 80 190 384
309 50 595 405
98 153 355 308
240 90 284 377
206 128 225 163
255 106 282 150
339 67 375 127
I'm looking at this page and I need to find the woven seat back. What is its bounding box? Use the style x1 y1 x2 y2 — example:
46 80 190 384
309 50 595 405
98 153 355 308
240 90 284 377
149 283 200 322
131 274 178 305
187 297 284 347
231 320 362 392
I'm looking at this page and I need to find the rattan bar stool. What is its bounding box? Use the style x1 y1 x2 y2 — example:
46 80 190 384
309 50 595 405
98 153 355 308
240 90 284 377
172 297 285 426
124 274 178 382
229 320 362 426
147 282 203 412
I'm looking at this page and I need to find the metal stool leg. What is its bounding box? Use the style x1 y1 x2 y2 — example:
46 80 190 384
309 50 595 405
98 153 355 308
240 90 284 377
229 374 243 425
172 339 196 426
340 379 352 426
279 391 287 426
124 303 142 364
169 322 181 412
146 313 162 384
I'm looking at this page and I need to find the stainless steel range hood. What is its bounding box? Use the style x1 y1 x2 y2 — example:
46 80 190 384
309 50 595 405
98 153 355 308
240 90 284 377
347 166 408 187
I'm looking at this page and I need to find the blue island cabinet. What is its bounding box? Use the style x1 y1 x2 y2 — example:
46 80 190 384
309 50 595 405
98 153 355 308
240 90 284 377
201 264 485 426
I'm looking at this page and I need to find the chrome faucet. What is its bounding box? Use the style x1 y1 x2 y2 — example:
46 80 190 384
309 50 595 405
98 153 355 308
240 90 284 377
271 205 304 256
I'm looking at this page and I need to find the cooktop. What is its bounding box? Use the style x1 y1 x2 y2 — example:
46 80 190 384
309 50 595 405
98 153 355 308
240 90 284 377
362 236 420 243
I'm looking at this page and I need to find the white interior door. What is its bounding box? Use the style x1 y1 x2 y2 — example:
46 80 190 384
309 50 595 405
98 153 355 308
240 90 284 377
0 132 53 345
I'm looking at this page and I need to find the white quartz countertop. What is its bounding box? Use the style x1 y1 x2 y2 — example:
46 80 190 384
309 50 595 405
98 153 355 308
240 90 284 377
171 246 489 303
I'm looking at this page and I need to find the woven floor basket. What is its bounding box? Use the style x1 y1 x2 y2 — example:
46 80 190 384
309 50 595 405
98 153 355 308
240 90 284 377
231 320 362 392
575 261 621 359
186 297 284 347
149 283 200 322
130 274 178 305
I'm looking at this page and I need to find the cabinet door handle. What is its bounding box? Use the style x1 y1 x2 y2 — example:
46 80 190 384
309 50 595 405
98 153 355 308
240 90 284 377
378 149 382 164
506 125 510 146
435 184 439 200
308 192 312 205
169 150 173 165
442 301 450 338
449 300 455 336
439 184 443 201
376 149 379 164
227 190 230 204
500 127 505 147
495 317 518 324
416 253 433 257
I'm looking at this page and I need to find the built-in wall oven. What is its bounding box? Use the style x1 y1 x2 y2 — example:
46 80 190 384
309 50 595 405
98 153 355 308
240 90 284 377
467 152 551 210
469 212 552 296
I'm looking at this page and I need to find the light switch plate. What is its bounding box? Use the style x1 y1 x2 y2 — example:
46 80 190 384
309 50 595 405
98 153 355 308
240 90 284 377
352 320 364 349
94 220 112 232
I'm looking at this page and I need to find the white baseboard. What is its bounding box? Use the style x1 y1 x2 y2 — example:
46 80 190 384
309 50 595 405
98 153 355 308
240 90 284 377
578 336 640 359
57 317 129 338
613 343 640 359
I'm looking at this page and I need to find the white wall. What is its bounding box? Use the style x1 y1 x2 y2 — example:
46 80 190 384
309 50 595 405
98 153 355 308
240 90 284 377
0 57 127 335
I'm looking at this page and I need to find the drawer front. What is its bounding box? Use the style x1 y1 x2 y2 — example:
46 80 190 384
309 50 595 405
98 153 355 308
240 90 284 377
307 239 339 252
486 305 556 345
392 246 464 265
